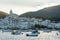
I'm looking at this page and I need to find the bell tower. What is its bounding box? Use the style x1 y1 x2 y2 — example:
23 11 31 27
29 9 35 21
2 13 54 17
10 9 13 14
9 9 13 17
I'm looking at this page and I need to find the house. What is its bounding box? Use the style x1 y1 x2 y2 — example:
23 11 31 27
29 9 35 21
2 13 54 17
55 23 60 28
41 20 51 26
48 23 56 28
18 22 31 29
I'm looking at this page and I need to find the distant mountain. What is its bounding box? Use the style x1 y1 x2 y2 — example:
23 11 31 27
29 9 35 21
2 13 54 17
0 11 9 18
19 5 60 22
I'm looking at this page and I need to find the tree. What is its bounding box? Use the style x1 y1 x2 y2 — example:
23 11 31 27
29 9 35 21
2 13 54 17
34 24 41 29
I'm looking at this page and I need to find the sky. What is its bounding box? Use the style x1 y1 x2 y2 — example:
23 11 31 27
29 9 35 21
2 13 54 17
0 0 60 15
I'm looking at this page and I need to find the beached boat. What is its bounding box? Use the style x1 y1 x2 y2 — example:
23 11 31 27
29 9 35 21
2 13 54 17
26 30 40 36
11 30 22 35
26 33 38 36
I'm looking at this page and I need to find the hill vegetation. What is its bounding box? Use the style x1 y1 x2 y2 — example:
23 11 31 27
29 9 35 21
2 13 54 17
19 5 60 22
0 11 9 18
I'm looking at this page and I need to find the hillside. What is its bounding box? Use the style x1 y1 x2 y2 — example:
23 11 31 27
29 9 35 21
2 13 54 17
0 11 9 18
19 5 60 22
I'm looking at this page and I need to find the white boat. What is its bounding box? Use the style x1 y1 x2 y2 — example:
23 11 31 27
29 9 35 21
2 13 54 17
26 30 40 36
26 33 38 36
32 30 40 34
11 30 23 35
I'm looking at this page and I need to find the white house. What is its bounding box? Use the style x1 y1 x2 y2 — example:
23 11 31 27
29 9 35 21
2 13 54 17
0 10 60 29
55 23 60 28
18 22 30 29
41 20 51 26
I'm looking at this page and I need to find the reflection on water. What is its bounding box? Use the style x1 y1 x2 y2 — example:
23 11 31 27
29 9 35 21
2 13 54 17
0 30 60 40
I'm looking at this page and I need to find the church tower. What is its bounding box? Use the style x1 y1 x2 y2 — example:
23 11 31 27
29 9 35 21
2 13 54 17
9 9 13 18
10 9 13 14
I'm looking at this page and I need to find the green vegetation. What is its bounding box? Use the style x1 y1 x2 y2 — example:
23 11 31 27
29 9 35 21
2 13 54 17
19 5 60 22
33 24 59 30
34 24 48 29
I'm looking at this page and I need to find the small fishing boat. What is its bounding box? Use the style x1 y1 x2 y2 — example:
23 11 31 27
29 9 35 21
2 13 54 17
26 30 40 36
11 30 23 35
32 30 40 34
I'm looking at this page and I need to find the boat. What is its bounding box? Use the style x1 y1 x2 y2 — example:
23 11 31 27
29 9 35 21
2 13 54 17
32 30 40 34
11 30 23 35
26 33 38 36
26 30 40 36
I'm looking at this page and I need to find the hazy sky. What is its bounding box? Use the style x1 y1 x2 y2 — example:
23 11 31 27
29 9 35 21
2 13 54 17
0 0 60 15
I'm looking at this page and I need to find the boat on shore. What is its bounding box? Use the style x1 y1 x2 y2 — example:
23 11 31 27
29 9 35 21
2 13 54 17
26 30 40 36
11 30 23 35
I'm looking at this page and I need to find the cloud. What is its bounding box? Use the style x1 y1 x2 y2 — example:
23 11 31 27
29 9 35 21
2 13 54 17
0 0 60 15
0 0 60 6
